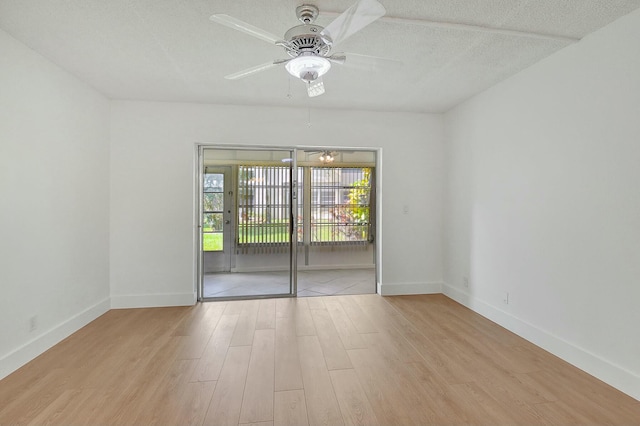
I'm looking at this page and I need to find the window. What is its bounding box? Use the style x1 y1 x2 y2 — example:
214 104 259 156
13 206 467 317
310 167 372 244
233 165 372 247
237 166 303 248
203 173 224 251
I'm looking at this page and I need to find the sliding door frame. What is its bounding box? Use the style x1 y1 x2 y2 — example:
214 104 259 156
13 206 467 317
196 144 298 301
195 144 382 301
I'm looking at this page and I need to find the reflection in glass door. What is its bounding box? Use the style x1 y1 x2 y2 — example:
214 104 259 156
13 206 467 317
199 147 297 300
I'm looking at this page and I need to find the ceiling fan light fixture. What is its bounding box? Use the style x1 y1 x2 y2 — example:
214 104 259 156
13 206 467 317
318 150 334 163
285 55 331 82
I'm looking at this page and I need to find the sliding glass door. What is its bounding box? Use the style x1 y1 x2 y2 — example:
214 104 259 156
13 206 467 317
198 146 377 301
199 147 297 300
294 149 377 296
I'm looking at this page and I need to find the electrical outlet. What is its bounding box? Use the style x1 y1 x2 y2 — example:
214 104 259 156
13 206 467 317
29 315 38 332
463 276 469 288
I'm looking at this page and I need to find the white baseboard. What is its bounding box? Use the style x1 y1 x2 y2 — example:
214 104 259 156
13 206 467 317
0 297 111 381
442 282 640 401
379 281 442 296
111 292 197 309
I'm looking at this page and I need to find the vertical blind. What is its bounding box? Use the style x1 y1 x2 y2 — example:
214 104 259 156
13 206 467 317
310 167 372 245
237 166 301 254
235 165 372 254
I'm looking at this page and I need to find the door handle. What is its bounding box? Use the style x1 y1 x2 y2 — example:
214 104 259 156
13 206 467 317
225 220 230 225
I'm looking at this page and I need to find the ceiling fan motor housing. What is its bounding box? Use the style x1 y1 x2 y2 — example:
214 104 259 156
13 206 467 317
284 25 331 58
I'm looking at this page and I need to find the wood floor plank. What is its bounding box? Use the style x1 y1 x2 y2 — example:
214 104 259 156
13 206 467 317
349 293 381 307
362 298 479 382
256 298 276 330
310 308 352 370
274 389 310 426
239 329 276 424
522 369 640 423
223 300 246 314
173 303 227 360
275 297 296 318
472 364 552 407
24 388 82 426
374 297 555 413
275 316 304 391
153 380 216 426
230 300 260 346
389 296 542 376
94 336 191 424
447 381 542 425
295 298 317 336
329 369 379 426
0 367 80 423
337 297 378 334
534 361 640 418
306 296 326 310
174 333 210 360
190 313 240 382
360 324 423 365
323 297 367 350
404 360 470 424
132 358 199 424
24 388 103 426
172 301 226 337
532 400 601 425
347 348 434 425
297 335 344 426
203 345 252 426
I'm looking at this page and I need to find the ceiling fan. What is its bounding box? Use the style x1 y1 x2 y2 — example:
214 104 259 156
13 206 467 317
210 0 388 97
311 150 337 163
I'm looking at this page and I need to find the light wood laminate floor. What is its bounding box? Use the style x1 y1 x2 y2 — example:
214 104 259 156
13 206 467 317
1 294 638 425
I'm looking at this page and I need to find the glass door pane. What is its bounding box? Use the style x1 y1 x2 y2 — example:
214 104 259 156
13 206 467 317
200 147 297 300
294 149 377 297
203 167 231 272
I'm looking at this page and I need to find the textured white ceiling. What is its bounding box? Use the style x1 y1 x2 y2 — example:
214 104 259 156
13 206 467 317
1 0 639 113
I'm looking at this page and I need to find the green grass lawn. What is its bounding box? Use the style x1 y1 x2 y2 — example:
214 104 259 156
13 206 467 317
203 224 367 251
203 233 223 251
203 226 289 251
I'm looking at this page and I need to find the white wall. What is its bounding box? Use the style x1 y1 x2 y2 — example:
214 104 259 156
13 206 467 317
0 29 111 379
443 9 640 399
109 102 444 306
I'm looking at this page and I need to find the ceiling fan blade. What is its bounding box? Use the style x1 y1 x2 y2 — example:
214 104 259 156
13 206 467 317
333 52 402 72
210 14 281 44
307 78 325 97
328 54 347 65
320 0 386 47
225 60 287 80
